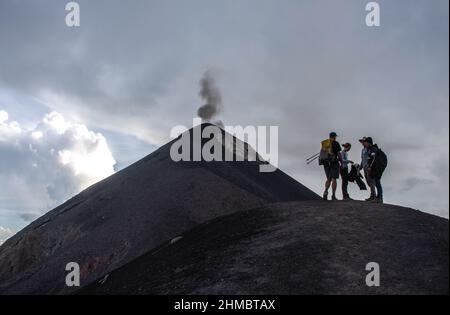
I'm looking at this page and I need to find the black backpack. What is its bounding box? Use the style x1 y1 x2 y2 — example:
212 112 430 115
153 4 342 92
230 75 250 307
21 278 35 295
374 148 388 174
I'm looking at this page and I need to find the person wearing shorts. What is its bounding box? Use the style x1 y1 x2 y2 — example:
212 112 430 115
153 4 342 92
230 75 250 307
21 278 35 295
323 132 342 201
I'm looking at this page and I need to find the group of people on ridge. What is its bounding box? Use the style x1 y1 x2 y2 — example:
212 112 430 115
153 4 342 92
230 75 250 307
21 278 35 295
316 132 388 203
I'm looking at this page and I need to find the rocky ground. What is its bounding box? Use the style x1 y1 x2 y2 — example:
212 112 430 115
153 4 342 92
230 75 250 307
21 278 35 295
79 200 449 295
1 125 448 295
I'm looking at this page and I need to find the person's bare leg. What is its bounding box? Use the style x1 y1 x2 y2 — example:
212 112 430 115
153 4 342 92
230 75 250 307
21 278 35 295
323 179 331 200
331 178 337 198
324 179 331 193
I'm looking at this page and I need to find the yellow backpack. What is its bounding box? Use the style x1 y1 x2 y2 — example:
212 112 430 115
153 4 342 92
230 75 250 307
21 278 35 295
318 139 336 165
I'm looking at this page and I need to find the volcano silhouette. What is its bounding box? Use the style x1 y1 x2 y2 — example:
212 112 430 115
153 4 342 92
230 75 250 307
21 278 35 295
0 124 448 295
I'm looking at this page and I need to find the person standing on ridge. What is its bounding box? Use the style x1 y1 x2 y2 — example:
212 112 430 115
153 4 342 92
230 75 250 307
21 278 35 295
366 138 388 203
319 132 342 201
359 137 376 201
340 143 354 200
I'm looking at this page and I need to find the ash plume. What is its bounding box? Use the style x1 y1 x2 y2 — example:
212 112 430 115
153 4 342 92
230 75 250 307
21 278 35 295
197 70 222 122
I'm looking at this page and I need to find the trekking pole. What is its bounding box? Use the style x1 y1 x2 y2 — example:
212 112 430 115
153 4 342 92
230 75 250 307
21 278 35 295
306 155 319 165
306 152 320 161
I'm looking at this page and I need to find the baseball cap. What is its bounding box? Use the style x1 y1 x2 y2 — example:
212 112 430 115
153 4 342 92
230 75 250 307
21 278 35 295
329 132 338 138
359 137 373 144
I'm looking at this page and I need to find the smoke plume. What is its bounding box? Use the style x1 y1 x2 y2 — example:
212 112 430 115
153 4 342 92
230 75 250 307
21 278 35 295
197 70 222 122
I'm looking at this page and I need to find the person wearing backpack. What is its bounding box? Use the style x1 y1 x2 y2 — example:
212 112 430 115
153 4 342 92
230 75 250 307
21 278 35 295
359 137 376 201
319 132 342 201
366 138 388 204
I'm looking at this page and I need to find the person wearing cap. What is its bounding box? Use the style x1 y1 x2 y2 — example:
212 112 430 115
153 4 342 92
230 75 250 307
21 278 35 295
323 132 342 201
340 143 354 200
366 139 385 203
359 137 376 201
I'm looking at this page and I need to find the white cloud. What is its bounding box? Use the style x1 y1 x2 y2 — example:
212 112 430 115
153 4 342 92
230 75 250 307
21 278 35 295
0 110 8 123
0 110 116 222
0 0 447 218
0 226 14 246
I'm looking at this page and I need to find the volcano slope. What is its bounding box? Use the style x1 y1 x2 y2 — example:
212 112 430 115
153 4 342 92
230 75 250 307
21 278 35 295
79 201 448 295
0 125 318 294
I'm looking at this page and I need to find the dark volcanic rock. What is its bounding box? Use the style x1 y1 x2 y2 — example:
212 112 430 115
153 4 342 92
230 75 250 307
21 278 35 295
79 201 449 295
0 125 318 294
2 124 447 295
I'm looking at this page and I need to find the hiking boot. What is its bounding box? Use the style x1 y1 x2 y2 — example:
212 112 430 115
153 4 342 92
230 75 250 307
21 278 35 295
343 195 353 201
331 195 338 201
365 196 375 201
322 192 328 201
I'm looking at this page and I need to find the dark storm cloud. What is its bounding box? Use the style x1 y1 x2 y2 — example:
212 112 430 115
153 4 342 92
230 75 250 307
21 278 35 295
0 0 448 217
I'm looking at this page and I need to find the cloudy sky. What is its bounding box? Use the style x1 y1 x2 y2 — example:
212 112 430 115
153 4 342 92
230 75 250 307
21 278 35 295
0 0 448 242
